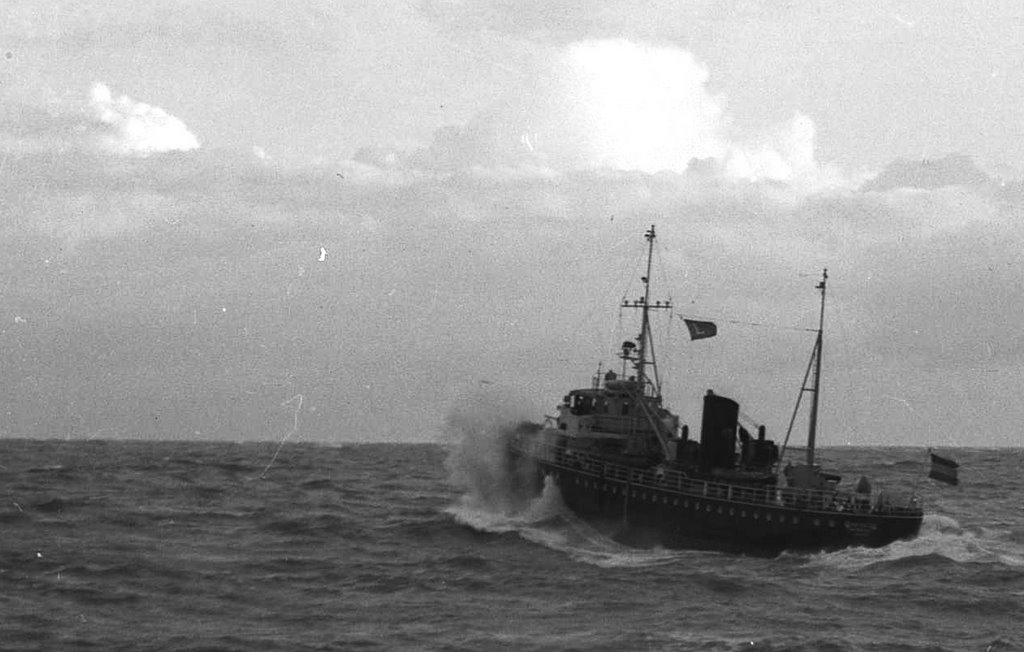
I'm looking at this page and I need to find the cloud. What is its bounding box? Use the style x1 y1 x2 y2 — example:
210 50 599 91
558 39 726 172
4 134 1024 446
4 53 1024 446
723 113 814 181
420 0 803 42
860 153 993 192
89 82 200 156
397 39 836 188
548 40 834 184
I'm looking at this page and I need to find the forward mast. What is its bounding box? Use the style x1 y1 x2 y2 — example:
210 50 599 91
619 225 672 399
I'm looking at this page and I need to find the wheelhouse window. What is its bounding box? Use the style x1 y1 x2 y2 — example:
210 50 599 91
570 394 594 415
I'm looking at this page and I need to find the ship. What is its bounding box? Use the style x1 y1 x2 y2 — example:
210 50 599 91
507 225 924 555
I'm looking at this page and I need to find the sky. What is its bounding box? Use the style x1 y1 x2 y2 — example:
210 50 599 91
2 1 1024 447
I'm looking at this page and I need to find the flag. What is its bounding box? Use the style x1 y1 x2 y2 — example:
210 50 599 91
928 451 959 485
683 319 717 340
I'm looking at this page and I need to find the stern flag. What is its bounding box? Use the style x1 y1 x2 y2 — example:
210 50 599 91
683 319 717 341
928 450 959 486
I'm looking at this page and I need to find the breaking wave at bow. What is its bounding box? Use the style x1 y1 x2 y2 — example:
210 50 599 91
441 400 690 567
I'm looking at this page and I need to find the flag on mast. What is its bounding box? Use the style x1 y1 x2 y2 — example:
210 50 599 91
683 319 717 340
928 450 959 485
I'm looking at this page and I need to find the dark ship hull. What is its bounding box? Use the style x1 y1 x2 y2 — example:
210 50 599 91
510 435 923 556
505 226 924 556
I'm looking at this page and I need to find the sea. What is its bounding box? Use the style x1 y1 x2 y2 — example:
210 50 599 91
1 416 1021 651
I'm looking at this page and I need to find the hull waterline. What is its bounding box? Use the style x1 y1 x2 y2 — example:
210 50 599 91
512 443 922 556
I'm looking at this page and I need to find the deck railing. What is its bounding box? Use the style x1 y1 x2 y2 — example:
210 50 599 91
516 437 922 517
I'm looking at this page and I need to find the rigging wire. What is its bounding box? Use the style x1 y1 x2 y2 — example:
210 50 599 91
559 232 641 367
649 231 684 397
776 341 818 470
825 282 860 451
607 229 831 453
618 244 647 305
737 407 762 429
673 314 818 334
610 234 651 357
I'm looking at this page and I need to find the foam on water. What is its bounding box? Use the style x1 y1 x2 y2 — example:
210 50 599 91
441 398 570 543
445 474 566 534
442 402 692 568
441 396 540 513
810 512 1024 571
2 439 1020 651
450 463 691 569
441 400 1024 582
514 478 689 568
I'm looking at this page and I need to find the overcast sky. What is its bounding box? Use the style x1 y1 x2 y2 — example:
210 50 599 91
2 1 1024 447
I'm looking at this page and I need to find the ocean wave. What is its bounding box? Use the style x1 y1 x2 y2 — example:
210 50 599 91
439 400 697 568
808 512 1024 572
0 438 1016 651
258 512 353 537
449 475 694 569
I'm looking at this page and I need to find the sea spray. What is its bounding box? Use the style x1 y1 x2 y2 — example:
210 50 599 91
809 512 1024 571
441 396 542 517
440 399 688 566
446 474 565 537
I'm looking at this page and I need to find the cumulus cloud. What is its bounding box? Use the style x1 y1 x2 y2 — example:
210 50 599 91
558 39 726 172
89 83 200 156
723 113 814 180
550 40 833 183
401 39 833 187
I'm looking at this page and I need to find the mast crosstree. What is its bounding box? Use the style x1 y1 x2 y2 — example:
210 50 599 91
619 225 672 398
507 230 924 554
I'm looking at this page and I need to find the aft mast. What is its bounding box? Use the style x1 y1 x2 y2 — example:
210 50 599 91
805 269 828 466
